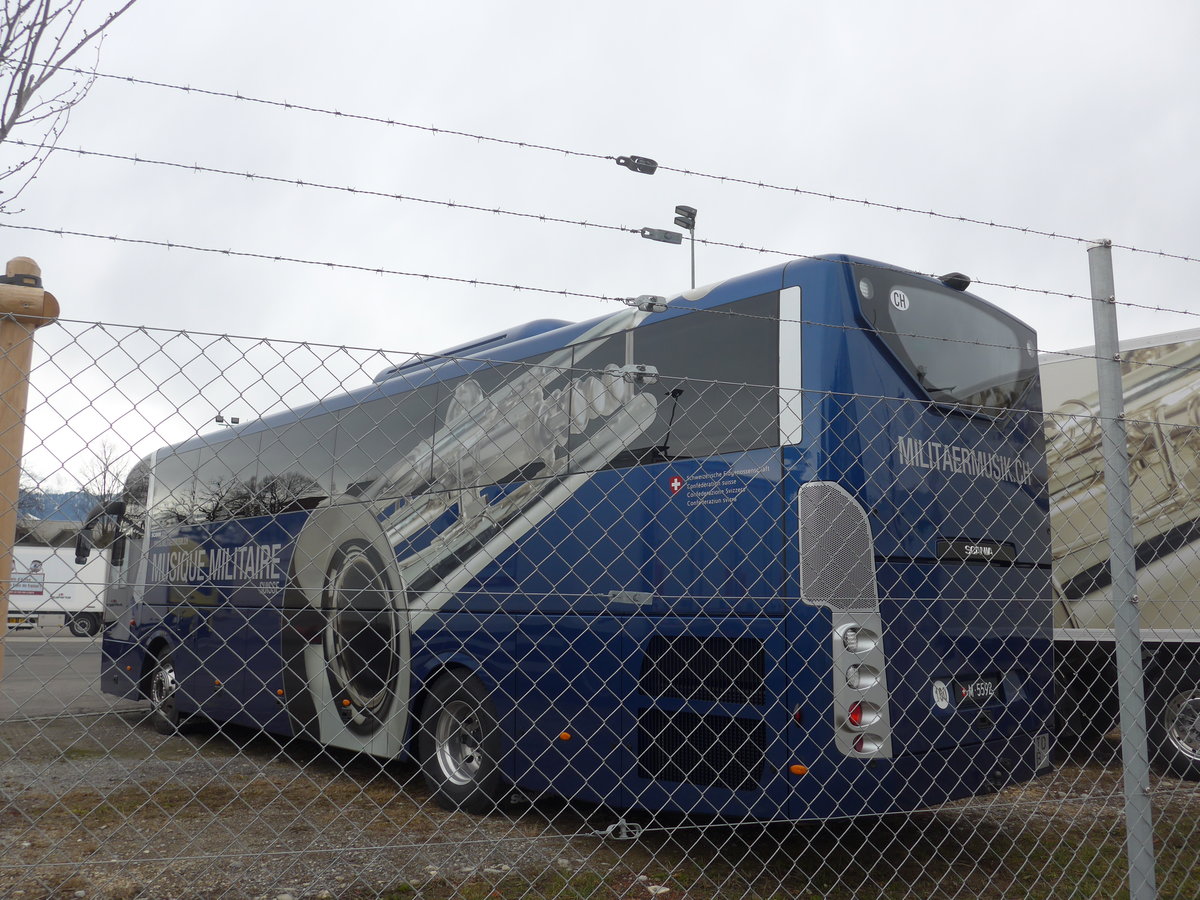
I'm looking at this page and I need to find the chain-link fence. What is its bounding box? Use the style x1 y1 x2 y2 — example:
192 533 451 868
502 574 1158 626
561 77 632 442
2 262 1199 899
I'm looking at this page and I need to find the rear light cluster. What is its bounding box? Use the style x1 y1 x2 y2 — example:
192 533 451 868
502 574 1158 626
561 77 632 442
837 622 890 756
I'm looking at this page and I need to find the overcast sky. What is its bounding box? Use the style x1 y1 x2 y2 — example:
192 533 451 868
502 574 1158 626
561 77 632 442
5 0 1200 472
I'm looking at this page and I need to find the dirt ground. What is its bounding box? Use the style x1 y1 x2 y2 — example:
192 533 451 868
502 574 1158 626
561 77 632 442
2 710 1199 900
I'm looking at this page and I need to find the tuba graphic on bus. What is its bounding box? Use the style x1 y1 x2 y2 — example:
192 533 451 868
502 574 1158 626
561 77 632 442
285 308 661 753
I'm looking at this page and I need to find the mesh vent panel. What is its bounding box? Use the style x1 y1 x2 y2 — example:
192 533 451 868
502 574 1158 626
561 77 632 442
799 481 879 610
639 636 766 704
636 709 766 791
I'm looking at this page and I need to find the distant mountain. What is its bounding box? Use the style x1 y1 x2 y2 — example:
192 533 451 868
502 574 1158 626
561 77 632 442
20 491 102 522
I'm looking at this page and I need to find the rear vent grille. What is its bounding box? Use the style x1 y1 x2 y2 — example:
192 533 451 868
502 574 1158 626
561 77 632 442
639 636 766 704
799 481 879 610
637 709 765 791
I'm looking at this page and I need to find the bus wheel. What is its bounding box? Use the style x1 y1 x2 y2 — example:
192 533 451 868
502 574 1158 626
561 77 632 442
68 614 99 638
419 671 503 813
149 653 182 735
1148 665 1200 780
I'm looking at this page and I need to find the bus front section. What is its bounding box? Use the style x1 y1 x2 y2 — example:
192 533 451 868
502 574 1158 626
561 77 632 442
785 256 1053 819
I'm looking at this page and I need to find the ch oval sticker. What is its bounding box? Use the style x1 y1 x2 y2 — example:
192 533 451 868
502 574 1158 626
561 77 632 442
932 680 951 710
890 289 910 312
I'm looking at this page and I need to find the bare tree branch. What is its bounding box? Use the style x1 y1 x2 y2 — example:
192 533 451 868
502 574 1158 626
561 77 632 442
0 0 140 210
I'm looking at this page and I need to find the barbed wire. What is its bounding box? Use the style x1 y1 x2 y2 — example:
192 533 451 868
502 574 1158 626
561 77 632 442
67 67 1200 266
5 219 1195 371
63 67 615 163
3 138 1150 309
0 219 619 303
5 139 642 240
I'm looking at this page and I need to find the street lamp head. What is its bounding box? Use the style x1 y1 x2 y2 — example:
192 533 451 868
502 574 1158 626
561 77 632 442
640 227 684 245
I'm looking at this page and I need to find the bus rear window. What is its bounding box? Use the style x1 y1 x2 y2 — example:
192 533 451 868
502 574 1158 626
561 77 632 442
854 265 1039 413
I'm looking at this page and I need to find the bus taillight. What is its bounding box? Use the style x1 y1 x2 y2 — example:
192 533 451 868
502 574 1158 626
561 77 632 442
848 701 864 728
853 734 885 754
847 701 883 730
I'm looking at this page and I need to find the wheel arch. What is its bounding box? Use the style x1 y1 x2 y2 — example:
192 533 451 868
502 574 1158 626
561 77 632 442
138 634 175 697
408 653 499 747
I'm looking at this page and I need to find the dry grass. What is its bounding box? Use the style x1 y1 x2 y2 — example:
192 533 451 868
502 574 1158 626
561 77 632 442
3 717 1199 899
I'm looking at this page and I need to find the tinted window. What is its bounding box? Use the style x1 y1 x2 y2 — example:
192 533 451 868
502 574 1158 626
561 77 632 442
122 457 151 536
190 432 262 521
632 293 778 460
567 332 658 472
149 448 200 528
333 386 438 498
855 265 1039 412
255 416 338 513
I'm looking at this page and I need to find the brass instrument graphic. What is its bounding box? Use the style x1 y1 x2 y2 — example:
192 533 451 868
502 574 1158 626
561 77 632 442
1047 337 1200 630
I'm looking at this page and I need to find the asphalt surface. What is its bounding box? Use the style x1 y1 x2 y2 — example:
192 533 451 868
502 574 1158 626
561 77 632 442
0 626 142 719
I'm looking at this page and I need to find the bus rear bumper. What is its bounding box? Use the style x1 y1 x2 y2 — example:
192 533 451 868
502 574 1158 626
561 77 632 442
885 730 1052 812
785 730 1052 820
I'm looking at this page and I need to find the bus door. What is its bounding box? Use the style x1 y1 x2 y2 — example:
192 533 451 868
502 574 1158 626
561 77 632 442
160 527 246 723
102 525 141 643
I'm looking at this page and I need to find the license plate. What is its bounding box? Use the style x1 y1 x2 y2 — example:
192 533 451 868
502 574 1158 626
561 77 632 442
1033 733 1052 771
955 676 1002 706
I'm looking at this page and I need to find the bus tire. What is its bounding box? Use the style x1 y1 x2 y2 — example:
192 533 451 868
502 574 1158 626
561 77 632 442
148 652 182 735
419 671 503 813
1147 662 1200 780
68 613 100 638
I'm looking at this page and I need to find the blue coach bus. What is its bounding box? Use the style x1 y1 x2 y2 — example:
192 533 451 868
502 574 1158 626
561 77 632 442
85 254 1053 819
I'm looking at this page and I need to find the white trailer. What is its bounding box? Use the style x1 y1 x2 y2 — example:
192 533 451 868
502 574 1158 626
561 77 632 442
1043 328 1200 778
5 545 105 637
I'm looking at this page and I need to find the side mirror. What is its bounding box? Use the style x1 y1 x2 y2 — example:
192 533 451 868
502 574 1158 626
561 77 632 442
110 533 127 568
75 526 94 564
75 498 126 564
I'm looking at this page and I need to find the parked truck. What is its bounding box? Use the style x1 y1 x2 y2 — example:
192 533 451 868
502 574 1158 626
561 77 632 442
5 545 104 637
1043 328 1200 778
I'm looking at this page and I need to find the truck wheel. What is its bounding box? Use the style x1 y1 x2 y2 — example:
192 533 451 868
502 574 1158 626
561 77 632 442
68 613 100 638
419 671 503 813
1148 664 1200 780
148 652 182 735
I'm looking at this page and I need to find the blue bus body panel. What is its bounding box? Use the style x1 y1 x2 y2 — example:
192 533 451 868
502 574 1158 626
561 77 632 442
434 450 784 620
133 511 308 735
99 252 1052 821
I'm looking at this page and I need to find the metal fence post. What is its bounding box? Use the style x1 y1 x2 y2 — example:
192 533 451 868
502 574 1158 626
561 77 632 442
1089 239 1157 900
0 256 59 680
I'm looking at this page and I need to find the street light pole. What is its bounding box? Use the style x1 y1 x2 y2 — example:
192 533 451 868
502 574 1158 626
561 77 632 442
674 206 697 289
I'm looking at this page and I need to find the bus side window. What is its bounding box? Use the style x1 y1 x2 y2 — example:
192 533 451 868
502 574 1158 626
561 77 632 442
630 293 779 461
257 415 338 513
333 385 439 499
150 449 201 527
432 360 567 487
192 432 262 521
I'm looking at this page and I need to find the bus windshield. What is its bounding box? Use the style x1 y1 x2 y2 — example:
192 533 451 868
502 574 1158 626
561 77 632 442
854 264 1039 412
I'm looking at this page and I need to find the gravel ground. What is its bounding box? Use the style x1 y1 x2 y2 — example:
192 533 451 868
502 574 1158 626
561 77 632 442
3 710 1199 900
1 710 631 899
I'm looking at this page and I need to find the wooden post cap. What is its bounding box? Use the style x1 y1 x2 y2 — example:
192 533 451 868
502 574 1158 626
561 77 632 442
6 257 41 281
0 256 58 326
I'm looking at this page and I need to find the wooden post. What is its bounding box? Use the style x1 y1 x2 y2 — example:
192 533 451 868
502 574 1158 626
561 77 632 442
0 257 59 679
